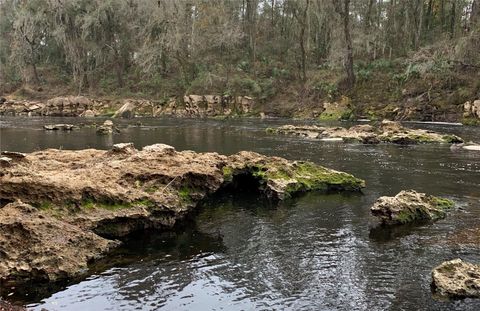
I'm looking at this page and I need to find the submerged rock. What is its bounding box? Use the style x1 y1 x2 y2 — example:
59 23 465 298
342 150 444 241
432 259 480 299
370 190 454 225
43 124 78 131
266 120 463 145
0 143 364 288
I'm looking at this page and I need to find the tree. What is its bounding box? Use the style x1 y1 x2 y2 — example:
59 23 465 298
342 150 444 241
246 0 258 76
10 0 49 85
333 0 355 89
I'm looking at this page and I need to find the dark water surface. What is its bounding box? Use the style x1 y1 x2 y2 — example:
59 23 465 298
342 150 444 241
1 117 480 311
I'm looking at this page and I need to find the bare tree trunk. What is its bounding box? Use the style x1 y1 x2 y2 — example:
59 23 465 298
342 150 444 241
415 0 424 49
31 63 40 85
299 0 310 82
450 1 456 37
425 0 433 31
246 0 257 77
472 0 480 27
114 54 124 88
334 0 355 90
365 0 375 29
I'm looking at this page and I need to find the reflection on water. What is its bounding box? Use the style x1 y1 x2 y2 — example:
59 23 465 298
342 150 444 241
1 117 479 310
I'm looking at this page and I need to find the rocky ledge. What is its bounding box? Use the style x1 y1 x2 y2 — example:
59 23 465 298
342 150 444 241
0 143 364 290
370 190 454 225
432 259 480 299
266 120 463 145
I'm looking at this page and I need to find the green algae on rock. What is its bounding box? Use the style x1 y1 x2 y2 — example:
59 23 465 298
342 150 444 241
223 155 365 200
266 120 464 145
370 190 454 225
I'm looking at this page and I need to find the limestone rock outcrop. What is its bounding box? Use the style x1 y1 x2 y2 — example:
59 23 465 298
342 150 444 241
267 120 463 145
113 100 136 118
464 100 480 119
370 190 454 225
43 124 78 131
432 259 480 299
0 143 364 288
0 202 119 289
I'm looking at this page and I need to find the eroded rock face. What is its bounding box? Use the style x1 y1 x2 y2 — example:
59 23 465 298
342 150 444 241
370 190 454 225
0 95 255 118
113 100 137 119
162 95 254 117
0 96 98 117
0 202 119 288
464 100 480 118
44 96 93 116
0 99 45 116
432 259 480 299
267 120 463 145
0 143 364 288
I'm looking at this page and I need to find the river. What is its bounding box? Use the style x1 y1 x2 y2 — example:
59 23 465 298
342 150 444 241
1 116 479 311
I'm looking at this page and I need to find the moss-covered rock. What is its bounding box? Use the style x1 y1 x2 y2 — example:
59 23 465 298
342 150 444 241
224 152 365 200
370 190 454 225
266 120 464 145
318 97 353 121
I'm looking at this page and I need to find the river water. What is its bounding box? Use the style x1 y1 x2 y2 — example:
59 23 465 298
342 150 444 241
1 117 479 311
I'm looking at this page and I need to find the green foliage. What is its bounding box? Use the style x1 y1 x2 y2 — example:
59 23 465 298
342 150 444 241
355 68 371 82
392 63 422 83
228 76 262 96
313 81 338 98
462 118 480 126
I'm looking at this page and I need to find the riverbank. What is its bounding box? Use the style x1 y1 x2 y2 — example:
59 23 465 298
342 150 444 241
2 47 480 124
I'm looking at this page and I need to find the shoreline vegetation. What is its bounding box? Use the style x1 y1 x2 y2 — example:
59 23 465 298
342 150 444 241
1 0 479 124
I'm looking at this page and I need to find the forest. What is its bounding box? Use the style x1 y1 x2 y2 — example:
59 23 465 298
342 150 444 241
1 0 479 120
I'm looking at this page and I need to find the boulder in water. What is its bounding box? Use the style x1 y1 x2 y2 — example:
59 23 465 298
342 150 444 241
370 190 454 225
43 124 78 131
432 259 480 299
96 120 117 134
266 120 464 145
